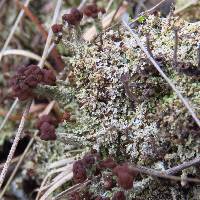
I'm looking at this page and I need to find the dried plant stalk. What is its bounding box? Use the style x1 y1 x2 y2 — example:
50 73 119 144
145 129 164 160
0 98 19 132
0 0 32 61
0 101 31 188
0 131 37 198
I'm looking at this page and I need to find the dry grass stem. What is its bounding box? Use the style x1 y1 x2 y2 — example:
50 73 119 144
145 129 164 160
0 98 19 132
38 0 62 68
1 49 52 68
0 131 37 198
0 0 32 62
0 100 32 188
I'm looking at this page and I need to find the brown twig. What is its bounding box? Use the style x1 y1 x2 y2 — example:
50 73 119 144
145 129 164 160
0 0 32 62
0 99 19 131
15 0 47 38
130 155 200 183
15 0 65 72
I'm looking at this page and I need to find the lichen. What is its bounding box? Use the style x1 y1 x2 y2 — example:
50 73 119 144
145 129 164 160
33 14 200 199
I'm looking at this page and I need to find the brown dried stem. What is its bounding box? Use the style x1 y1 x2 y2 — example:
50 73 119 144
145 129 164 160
0 131 37 198
0 100 32 188
15 0 64 71
0 0 32 62
0 98 19 132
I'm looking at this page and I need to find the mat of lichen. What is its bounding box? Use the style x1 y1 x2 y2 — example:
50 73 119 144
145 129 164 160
34 15 200 199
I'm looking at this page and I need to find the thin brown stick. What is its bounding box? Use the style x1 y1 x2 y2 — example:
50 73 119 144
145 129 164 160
15 0 64 71
0 0 32 62
15 0 47 38
38 0 62 68
0 98 19 132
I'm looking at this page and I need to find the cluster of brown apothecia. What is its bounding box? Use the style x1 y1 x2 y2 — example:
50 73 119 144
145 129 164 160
69 150 138 200
10 65 56 101
35 112 72 141
51 4 106 43
36 115 59 141
9 65 60 141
